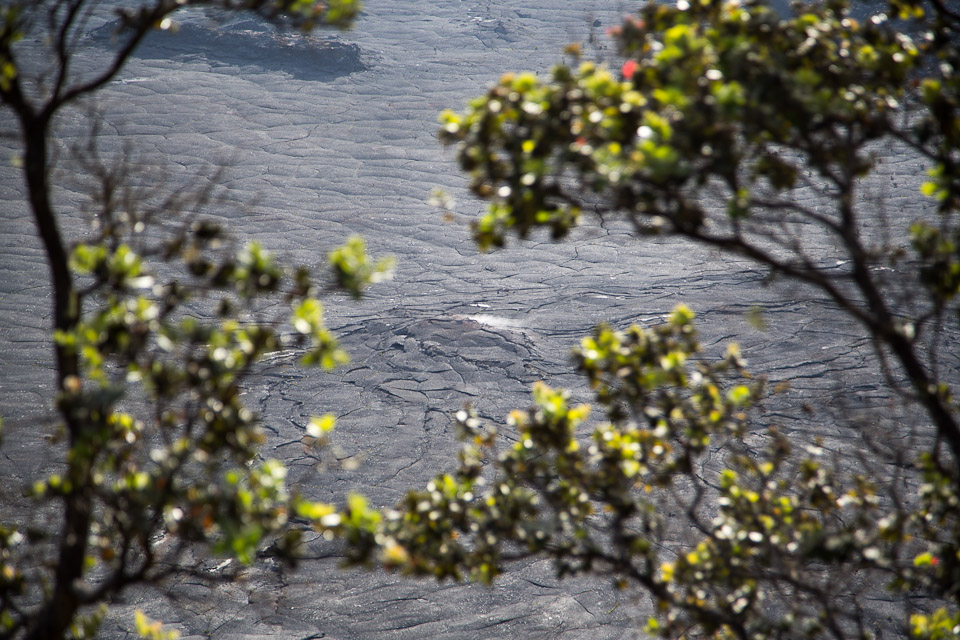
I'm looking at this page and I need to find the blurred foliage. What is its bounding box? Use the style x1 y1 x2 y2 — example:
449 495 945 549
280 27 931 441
340 306 960 639
6 0 960 638
0 1 381 639
133 610 179 640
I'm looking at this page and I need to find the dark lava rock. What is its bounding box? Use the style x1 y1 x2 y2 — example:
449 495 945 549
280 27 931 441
88 8 368 81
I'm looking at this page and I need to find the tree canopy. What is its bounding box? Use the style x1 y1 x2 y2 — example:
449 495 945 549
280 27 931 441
0 2 394 639
330 1 960 639
4 0 960 638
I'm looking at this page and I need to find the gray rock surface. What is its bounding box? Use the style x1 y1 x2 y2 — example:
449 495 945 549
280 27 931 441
0 1 947 638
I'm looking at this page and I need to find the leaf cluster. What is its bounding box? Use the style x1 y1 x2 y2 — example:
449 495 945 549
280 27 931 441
350 1 960 638
0 1 381 637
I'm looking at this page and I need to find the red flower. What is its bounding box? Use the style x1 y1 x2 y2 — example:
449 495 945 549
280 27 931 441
622 59 638 79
